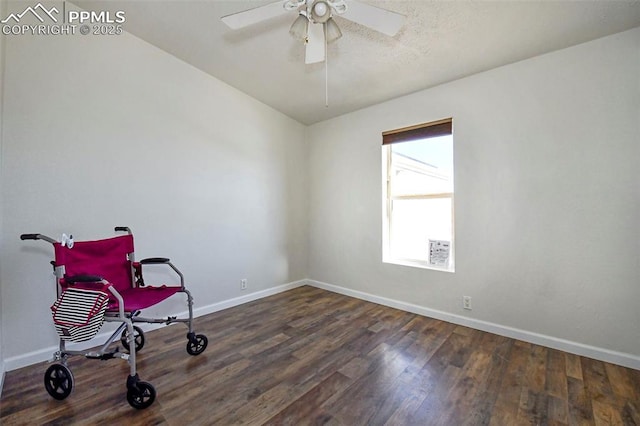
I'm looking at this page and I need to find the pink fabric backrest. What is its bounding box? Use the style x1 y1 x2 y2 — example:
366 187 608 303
54 235 135 294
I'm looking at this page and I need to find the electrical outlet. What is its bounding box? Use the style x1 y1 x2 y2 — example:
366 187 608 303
241 279 247 290
463 296 472 310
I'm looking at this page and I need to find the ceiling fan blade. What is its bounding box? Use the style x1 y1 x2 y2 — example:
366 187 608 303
305 22 326 64
342 0 405 37
221 1 288 30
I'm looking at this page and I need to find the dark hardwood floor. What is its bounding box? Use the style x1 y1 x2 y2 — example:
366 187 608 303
1 286 639 425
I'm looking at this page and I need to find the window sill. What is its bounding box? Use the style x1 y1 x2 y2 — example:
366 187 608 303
383 257 455 273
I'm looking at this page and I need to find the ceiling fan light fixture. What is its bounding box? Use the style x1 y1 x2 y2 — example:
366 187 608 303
289 13 309 41
311 0 331 24
325 17 342 43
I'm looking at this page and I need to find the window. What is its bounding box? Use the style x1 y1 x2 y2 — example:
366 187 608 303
382 118 454 271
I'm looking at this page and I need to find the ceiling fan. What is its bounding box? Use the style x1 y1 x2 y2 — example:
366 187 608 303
221 0 406 65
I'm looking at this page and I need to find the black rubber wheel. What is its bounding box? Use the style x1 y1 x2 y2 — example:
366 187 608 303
186 334 208 356
44 364 74 400
121 326 145 352
126 381 156 409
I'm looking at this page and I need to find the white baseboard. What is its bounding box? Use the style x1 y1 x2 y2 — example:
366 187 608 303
192 280 307 318
6 278 636 373
307 279 640 371
2 280 307 373
0 363 4 396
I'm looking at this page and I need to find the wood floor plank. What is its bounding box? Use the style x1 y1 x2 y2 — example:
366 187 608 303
263 371 352 425
464 334 513 425
566 352 584 381
547 348 569 400
411 364 463 425
1 285 638 426
436 349 492 425
383 387 430 426
488 340 530 425
524 344 548 393
568 376 595 425
517 387 550 425
605 362 638 402
323 342 414 425
547 394 570 425
591 398 624 426
622 400 640 425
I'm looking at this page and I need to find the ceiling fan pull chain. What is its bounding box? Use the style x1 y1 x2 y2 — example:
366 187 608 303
325 22 329 108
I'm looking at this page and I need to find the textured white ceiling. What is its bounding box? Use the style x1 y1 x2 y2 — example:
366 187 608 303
73 1 640 125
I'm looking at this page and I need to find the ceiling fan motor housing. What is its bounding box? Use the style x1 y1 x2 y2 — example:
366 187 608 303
283 0 348 24
311 0 331 23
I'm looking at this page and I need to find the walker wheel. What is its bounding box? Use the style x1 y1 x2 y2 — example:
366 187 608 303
44 364 74 400
121 326 145 352
186 333 208 356
126 381 156 409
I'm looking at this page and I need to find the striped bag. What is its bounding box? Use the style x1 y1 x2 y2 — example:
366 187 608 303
51 288 110 342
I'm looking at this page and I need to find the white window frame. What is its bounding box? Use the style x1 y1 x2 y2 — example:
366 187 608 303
382 120 455 272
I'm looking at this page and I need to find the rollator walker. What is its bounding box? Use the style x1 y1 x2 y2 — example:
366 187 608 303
20 227 208 409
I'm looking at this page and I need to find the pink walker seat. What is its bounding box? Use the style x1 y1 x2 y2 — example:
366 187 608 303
54 235 182 312
111 285 181 311
20 227 208 409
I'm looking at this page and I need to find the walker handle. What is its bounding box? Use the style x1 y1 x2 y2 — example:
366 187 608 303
20 233 57 244
140 257 170 264
20 234 40 240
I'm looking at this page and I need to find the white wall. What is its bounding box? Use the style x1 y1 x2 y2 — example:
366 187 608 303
0 24 308 365
308 28 640 366
0 0 7 389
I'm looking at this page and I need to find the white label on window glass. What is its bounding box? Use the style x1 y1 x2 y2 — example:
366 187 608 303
429 240 450 266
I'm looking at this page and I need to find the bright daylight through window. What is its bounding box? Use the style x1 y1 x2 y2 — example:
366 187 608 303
383 119 454 271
